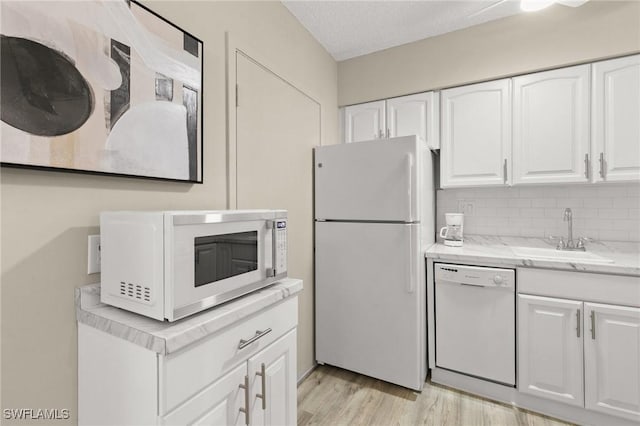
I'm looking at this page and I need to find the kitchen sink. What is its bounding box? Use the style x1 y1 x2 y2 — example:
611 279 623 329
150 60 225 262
511 246 614 264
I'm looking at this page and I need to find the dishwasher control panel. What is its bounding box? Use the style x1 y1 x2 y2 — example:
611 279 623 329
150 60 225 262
435 263 515 289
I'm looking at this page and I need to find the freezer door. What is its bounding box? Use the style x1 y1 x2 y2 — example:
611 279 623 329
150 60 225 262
315 221 425 390
315 136 420 222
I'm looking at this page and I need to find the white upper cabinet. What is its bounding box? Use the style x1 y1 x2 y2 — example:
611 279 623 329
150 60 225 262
440 79 512 188
343 100 386 143
592 55 640 182
387 92 440 149
584 302 640 422
341 92 439 148
513 65 591 185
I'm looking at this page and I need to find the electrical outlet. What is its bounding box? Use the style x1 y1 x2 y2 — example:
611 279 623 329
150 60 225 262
457 199 476 215
88 235 101 274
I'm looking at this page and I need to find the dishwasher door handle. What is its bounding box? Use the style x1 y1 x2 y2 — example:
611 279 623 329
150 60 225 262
459 283 486 288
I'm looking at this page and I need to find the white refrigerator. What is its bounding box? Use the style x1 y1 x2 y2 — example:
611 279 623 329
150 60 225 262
314 135 434 391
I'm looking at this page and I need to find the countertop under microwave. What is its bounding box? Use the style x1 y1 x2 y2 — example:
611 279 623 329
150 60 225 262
100 209 288 321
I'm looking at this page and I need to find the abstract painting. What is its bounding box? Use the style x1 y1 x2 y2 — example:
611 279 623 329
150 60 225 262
0 0 203 182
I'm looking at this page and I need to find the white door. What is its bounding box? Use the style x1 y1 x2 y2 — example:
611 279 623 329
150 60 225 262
518 295 584 407
248 329 297 426
513 65 591 184
387 92 440 149
315 221 424 390
584 302 640 422
235 52 319 380
592 54 640 182
314 136 420 222
440 79 511 187
161 363 246 426
344 100 386 143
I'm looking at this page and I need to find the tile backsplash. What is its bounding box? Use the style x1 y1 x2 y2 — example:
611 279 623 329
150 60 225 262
436 184 640 242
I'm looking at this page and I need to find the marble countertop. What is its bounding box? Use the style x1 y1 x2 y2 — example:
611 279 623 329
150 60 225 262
425 236 640 276
76 278 303 355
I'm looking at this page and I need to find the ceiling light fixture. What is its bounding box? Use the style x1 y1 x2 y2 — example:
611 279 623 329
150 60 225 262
520 0 556 12
520 0 590 12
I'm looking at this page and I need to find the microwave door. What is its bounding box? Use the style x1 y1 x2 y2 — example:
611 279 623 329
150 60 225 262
194 233 258 287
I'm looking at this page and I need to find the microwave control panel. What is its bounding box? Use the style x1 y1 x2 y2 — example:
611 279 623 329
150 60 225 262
274 220 288 275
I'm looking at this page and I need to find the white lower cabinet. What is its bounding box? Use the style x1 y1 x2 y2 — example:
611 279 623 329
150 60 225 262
79 297 298 426
584 303 640 421
247 329 297 426
518 295 584 407
161 363 246 426
518 294 640 422
162 330 297 426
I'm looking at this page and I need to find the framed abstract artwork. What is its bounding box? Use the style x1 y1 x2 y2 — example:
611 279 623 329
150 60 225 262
1 0 203 183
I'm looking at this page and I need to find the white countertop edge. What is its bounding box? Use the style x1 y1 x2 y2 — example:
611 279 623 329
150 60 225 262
424 236 640 277
75 278 303 355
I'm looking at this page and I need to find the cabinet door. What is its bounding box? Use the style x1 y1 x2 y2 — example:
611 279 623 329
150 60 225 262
440 79 511 187
248 329 297 426
518 295 584 407
161 363 246 426
513 65 590 184
387 92 440 149
584 302 640 422
592 55 640 182
343 101 385 143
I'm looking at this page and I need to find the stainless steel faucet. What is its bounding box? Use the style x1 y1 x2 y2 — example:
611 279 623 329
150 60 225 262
551 208 590 251
563 208 574 246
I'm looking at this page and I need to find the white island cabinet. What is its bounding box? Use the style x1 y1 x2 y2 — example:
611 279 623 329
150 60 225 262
77 280 301 426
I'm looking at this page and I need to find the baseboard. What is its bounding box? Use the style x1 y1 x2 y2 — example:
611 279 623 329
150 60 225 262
297 363 317 386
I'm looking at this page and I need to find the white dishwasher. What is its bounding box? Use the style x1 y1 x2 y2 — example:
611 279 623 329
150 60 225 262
435 263 516 386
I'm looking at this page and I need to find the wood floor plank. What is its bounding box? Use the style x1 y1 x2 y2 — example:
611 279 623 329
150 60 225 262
298 365 573 426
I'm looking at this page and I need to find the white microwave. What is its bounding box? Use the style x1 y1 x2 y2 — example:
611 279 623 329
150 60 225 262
100 210 288 321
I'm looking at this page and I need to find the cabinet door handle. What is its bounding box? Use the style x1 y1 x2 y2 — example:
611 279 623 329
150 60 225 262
386 128 390 138
238 328 272 349
584 154 590 179
255 362 267 410
239 375 250 425
378 129 384 139
599 152 606 179
503 159 508 184
590 310 596 340
576 309 581 338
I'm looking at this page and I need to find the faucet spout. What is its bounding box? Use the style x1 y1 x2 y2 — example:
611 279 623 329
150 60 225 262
563 208 573 247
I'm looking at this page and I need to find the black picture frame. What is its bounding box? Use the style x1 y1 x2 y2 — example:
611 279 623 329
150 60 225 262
0 0 204 184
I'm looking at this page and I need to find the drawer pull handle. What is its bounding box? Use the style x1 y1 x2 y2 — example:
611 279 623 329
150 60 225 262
239 375 250 425
256 363 267 410
238 328 272 349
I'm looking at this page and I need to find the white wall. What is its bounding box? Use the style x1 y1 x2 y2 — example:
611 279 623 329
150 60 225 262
0 1 337 424
437 184 640 242
338 1 640 106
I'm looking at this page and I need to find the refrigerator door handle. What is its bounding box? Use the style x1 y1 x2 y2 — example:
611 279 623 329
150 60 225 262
406 153 414 222
407 225 416 294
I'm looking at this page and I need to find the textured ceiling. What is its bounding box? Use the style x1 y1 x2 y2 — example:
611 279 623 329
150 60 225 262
282 1 526 61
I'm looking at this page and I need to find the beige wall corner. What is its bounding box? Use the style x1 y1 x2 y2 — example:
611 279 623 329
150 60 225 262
338 0 640 106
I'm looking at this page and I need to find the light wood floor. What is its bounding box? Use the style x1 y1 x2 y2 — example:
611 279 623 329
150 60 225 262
297 365 572 426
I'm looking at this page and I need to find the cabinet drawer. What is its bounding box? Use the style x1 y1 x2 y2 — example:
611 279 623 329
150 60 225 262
518 268 640 307
161 297 298 413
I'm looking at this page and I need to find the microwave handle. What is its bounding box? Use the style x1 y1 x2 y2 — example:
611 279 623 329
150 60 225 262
266 221 277 278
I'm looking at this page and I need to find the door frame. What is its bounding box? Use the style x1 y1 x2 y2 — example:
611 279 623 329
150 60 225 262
225 32 321 209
